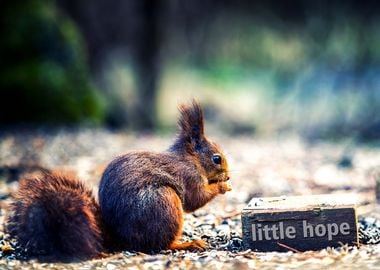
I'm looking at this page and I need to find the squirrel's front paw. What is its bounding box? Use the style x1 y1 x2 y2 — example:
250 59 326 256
218 181 232 194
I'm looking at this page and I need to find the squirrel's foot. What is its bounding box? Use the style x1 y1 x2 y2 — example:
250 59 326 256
170 239 208 251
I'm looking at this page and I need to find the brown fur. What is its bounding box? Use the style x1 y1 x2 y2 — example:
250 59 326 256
6 100 231 260
99 100 231 252
6 172 105 261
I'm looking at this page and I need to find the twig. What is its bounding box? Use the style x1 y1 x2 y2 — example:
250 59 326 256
221 210 241 219
277 242 301 253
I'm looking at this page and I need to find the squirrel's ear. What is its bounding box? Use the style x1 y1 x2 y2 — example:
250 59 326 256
177 100 205 143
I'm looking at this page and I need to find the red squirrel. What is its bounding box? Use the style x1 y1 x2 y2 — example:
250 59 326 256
6 101 231 261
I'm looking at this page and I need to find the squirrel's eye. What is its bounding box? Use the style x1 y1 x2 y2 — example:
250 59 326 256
212 154 222 165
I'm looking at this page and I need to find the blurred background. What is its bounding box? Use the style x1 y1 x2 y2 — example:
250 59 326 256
1 0 380 141
1 3 380 262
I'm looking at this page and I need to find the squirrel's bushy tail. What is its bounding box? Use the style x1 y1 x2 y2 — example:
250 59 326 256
6 172 105 261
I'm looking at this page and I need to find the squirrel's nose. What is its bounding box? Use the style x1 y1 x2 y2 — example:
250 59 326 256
227 176 230 180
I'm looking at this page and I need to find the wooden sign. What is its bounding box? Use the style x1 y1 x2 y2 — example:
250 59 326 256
242 194 358 252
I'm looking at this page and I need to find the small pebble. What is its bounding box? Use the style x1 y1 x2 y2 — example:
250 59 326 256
106 263 116 270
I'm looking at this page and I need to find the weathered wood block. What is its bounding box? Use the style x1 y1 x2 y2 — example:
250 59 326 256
242 194 358 252
376 176 380 203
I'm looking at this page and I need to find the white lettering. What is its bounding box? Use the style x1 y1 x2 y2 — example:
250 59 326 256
251 220 351 241
303 221 314 237
327 223 339 240
285 225 296 239
340 222 350 235
315 224 326 237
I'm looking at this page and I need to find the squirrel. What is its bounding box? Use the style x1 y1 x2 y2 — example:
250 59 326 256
6 101 231 261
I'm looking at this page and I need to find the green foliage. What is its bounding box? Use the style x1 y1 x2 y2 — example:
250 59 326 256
0 0 105 124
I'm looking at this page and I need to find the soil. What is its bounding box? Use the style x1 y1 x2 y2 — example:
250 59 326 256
0 128 379 269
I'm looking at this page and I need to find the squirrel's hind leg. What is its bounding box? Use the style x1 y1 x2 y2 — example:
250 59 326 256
170 239 208 251
168 190 208 252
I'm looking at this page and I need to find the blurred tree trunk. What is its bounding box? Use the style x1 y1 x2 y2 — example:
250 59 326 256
130 0 161 131
58 0 162 131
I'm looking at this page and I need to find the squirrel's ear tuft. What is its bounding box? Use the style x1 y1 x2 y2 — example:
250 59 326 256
177 100 205 142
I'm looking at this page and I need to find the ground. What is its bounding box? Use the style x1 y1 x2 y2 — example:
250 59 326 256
0 128 379 269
